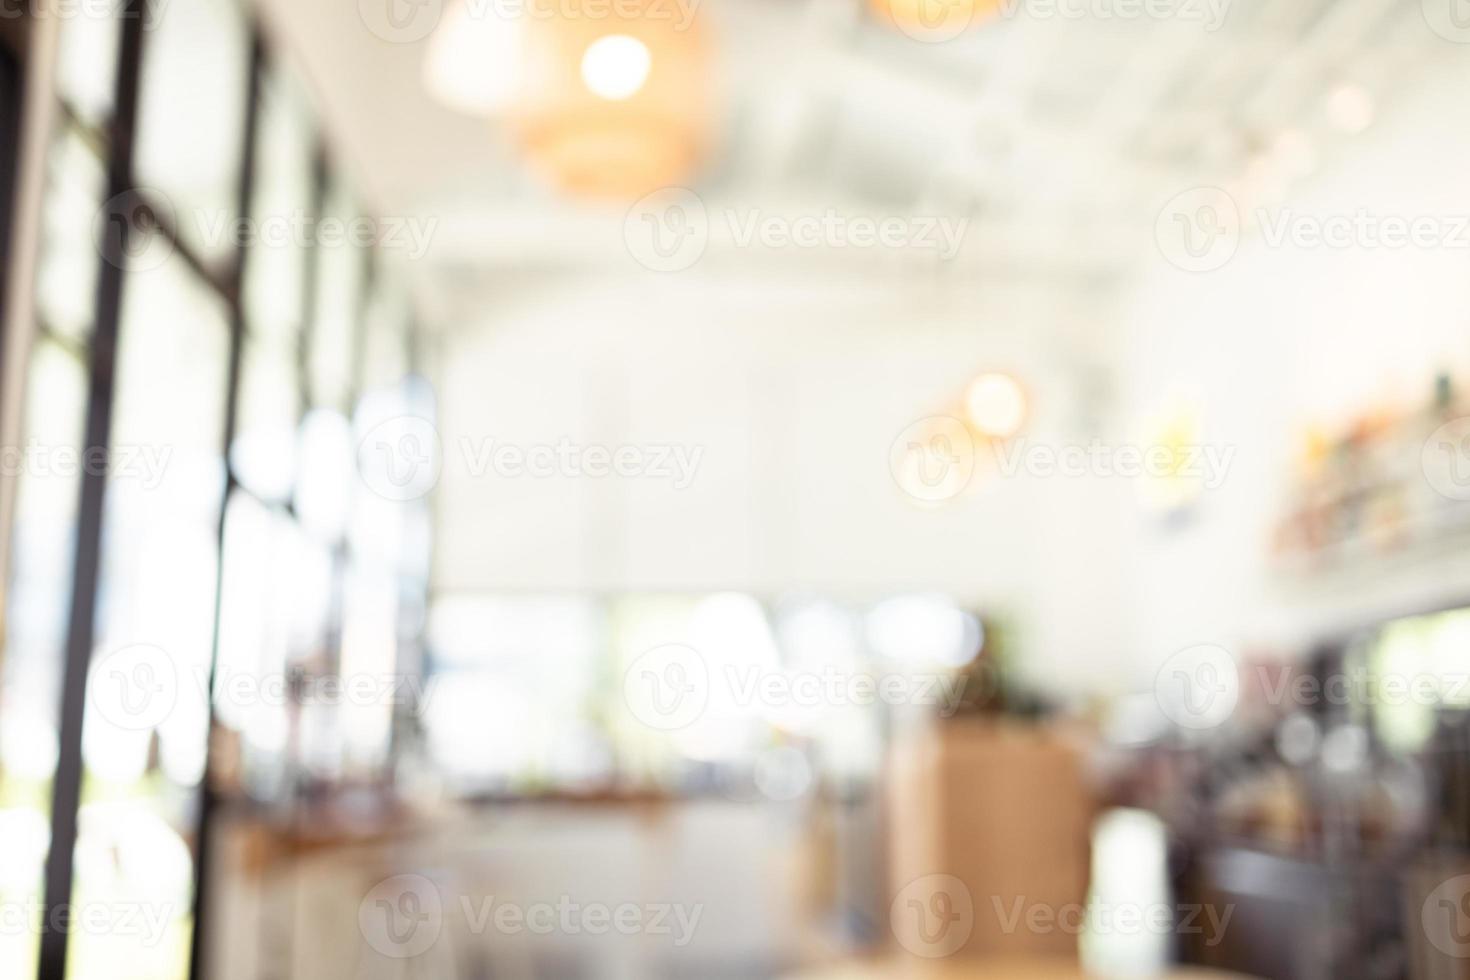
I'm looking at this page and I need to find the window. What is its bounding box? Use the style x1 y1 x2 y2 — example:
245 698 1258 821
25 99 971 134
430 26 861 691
2 5 429 979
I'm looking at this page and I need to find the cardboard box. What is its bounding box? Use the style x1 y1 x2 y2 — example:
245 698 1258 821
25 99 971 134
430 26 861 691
887 721 1094 961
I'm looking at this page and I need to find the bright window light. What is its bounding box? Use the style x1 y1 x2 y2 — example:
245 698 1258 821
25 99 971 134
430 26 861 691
866 594 982 668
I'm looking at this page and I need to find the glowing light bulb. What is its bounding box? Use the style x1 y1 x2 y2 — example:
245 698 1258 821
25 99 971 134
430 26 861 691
580 34 651 101
963 372 1027 438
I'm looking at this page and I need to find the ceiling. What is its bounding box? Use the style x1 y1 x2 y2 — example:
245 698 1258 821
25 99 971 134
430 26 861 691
252 0 1459 323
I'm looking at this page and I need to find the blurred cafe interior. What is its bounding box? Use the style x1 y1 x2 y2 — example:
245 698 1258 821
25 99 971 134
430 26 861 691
1 0 1470 977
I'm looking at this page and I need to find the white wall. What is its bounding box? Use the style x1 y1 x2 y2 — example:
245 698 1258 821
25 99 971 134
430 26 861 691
1117 59 1470 672
434 270 1136 696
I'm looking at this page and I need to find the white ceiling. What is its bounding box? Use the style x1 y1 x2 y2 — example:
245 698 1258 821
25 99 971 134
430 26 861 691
253 0 1460 321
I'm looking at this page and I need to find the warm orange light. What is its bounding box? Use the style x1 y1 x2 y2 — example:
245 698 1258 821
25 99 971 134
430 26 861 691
963 372 1027 438
509 0 710 198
